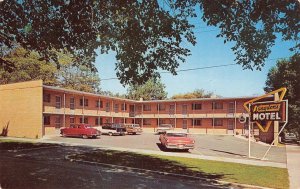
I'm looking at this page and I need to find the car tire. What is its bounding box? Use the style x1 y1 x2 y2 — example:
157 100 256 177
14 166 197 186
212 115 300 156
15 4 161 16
62 132 66 137
133 132 136 135
82 135 88 139
108 132 113 136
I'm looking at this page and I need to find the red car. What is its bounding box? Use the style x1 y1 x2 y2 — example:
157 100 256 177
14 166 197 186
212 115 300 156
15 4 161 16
60 124 101 139
159 131 195 151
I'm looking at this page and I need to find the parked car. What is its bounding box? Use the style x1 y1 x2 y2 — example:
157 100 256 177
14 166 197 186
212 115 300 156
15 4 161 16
60 124 101 139
156 124 173 134
159 131 195 151
97 123 126 136
124 124 142 135
282 132 298 143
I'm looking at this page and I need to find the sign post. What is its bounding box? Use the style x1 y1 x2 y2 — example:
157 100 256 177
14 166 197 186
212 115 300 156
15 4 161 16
261 99 288 160
243 88 288 160
248 104 251 158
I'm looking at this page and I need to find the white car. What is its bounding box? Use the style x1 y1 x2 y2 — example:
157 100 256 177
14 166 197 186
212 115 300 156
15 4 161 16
96 123 126 136
156 124 173 134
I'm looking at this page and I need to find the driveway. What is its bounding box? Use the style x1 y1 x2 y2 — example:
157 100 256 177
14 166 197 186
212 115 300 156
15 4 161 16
42 133 286 163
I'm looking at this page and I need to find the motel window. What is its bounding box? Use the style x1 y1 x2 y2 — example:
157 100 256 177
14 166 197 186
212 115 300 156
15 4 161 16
143 104 151 111
80 117 88 124
55 96 61 109
157 104 166 111
121 103 127 111
80 98 88 107
214 119 223 126
228 102 235 113
193 119 202 126
70 97 75 110
43 94 51 103
95 117 102 125
137 105 142 113
96 100 103 108
212 102 223 110
106 102 111 112
169 104 175 114
192 103 202 110
44 116 50 125
114 104 119 113
70 117 75 126
55 116 61 128
144 119 151 125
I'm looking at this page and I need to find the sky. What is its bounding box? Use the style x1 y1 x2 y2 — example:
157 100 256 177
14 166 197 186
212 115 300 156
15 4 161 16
95 18 295 98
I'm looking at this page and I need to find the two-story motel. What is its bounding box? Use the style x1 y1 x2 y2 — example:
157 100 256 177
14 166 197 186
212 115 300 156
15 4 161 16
0 80 274 142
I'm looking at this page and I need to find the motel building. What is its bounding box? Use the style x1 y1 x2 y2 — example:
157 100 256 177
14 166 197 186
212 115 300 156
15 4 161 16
0 80 275 142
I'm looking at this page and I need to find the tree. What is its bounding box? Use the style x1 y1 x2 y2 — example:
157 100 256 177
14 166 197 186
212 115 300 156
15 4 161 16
127 78 167 100
0 48 58 85
171 89 216 99
0 47 101 93
264 54 300 134
1 1 299 85
59 64 101 93
0 0 195 85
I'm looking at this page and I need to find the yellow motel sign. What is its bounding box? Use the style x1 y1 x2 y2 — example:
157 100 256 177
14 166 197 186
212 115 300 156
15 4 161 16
243 88 287 132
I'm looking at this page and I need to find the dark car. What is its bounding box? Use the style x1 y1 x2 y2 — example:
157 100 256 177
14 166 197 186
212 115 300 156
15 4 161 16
282 132 298 143
97 123 126 136
60 124 101 139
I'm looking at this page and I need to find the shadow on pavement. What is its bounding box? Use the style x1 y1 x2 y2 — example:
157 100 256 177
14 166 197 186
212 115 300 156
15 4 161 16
70 149 230 187
210 149 247 157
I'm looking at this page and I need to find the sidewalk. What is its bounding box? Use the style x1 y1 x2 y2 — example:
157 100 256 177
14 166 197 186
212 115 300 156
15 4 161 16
286 144 300 189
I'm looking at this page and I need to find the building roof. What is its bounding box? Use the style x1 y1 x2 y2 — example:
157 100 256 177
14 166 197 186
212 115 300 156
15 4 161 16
43 84 259 103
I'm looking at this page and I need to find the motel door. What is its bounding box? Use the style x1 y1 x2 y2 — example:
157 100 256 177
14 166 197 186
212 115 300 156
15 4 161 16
182 105 188 115
227 119 234 134
182 119 188 129
129 105 135 117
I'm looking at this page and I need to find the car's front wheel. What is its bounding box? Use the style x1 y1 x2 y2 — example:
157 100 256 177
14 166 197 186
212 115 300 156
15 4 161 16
108 132 113 136
82 135 88 139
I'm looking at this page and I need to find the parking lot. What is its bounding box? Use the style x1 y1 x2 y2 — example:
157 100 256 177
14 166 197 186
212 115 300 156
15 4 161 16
43 133 286 163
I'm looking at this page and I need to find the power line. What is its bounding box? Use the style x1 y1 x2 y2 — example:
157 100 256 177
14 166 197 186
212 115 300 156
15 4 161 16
160 63 236 74
100 57 289 81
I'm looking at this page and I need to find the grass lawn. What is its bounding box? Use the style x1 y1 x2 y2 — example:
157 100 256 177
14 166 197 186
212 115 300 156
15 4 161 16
71 150 289 189
151 154 289 189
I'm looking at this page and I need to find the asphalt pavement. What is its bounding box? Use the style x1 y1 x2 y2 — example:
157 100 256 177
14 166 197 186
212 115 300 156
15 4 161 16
42 133 286 163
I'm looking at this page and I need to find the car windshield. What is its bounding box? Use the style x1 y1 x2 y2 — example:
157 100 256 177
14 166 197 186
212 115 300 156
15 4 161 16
113 124 125 128
166 133 187 137
286 133 296 137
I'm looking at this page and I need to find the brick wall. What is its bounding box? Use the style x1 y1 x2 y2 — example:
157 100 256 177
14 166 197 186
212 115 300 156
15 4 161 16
0 80 43 138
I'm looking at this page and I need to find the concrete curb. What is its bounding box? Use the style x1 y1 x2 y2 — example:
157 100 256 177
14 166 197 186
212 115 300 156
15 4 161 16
65 154 273 189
